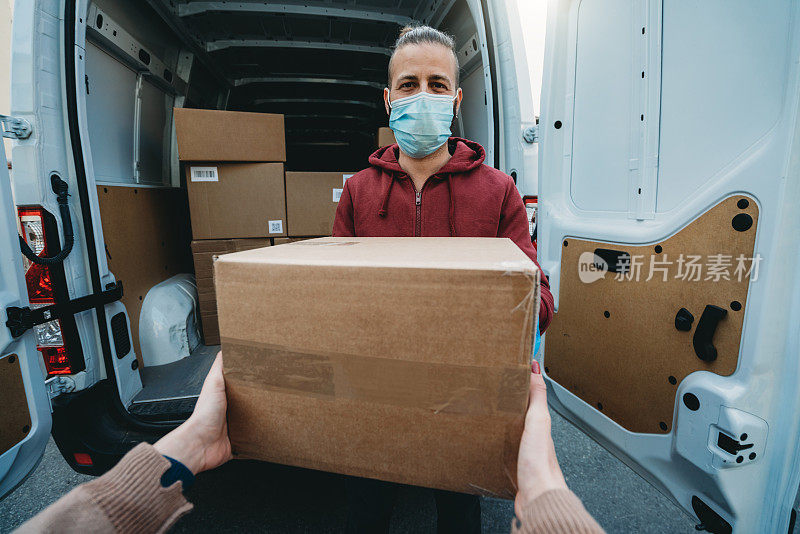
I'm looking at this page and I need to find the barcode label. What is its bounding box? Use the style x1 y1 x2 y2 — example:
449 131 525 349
190 166 219 182
268 220 283 234
342 174 353 185
332 188 343 202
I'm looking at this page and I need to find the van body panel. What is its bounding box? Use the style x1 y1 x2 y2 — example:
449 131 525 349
0 2 52 492
11 0 106 395
72 0 142 406
539 0 800 530
0 134 52 500
486 0 543 196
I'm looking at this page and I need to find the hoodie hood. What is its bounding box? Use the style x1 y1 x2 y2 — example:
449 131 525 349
369 137 486 237
368 137 486 175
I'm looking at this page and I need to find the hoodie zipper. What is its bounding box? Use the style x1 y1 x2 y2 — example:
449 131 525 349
409 179 428 237
415 190 422 236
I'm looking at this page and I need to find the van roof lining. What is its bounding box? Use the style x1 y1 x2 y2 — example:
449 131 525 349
140 0 462 169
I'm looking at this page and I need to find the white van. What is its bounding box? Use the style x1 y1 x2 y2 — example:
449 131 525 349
0 1 797 532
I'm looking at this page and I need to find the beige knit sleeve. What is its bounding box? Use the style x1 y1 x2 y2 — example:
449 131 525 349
511 488 605 534
16 443 193 534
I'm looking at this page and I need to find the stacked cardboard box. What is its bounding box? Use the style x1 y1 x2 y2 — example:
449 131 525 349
175 108 286 344
190 239 270 345
285 172 355 237
175 109 288 240
376 127 396 148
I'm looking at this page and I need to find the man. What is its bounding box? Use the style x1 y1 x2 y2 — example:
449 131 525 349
332 25 555 534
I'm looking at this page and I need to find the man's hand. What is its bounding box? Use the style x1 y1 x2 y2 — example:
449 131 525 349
154 352 232 474
514 361 568 517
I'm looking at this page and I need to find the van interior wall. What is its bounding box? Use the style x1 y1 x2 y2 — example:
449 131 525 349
95 186 192 367
84 0 488 386
438 2 488 152
87 0 487 179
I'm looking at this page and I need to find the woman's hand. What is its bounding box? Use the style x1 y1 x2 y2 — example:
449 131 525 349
154 352 232 474
515 361 568 516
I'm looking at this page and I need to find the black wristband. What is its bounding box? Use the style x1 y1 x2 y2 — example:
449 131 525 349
160 455 195 491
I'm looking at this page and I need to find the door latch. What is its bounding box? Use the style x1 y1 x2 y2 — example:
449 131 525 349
717 432 753 455
0 114 32 140
708 406 767 469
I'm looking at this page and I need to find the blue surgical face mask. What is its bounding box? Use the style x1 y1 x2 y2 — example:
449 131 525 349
388 91 458 159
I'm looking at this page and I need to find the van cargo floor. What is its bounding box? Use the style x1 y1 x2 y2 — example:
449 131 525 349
128 344 219 421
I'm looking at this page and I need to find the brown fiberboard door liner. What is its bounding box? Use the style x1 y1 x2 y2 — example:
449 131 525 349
545 195 758 434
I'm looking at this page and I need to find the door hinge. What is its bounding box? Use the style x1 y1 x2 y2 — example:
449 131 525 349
522 125 538 144
46 375 76 398
0 114 32 140
5 281 124 338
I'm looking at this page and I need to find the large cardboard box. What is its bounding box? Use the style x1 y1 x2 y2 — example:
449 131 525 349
272 237 318 245
174 108 286 162
185 162 286 239
376 127 396 147
216 237 538 496
285 172 355 237
191 238 270 345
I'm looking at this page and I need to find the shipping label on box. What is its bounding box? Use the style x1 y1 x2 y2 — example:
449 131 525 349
190 166 219 182
216 237 539 497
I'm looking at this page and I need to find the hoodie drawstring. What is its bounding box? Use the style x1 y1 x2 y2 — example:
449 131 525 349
447 174 456 237
378 174 395 218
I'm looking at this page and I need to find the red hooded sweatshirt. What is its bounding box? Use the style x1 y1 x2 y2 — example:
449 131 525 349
332 137 554 331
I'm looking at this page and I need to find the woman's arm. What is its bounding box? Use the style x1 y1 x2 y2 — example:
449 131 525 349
16 353 231 534
512 362 604 534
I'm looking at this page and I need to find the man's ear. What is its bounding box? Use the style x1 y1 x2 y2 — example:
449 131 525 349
454 87 463 118
383 87 391 116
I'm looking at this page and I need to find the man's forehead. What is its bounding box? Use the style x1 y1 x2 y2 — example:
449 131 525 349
396 72 453 82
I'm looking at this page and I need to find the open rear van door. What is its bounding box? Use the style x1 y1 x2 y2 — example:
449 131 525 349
484 0 546 196
537 0 800 531
0 140 51 499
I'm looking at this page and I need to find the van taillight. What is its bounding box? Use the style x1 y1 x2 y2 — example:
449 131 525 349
18 207 72 376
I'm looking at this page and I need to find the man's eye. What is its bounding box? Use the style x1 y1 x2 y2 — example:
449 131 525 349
400 82 414 88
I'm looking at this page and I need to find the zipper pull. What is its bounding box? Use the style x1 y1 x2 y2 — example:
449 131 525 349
415 191 421 205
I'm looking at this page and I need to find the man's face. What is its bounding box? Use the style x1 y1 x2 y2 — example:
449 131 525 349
384 43 462 115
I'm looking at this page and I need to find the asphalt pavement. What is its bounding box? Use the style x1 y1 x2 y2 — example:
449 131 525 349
0 409 711 533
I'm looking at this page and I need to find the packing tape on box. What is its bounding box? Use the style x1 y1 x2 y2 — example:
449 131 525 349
502 267 540 364
222 338 530 416
226 376 526 498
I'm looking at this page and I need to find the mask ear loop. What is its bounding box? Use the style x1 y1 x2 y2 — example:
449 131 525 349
453 88 462 118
